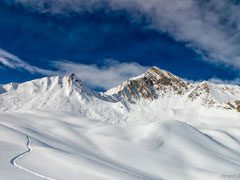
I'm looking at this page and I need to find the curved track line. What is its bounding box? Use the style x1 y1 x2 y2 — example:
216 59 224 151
10 135 58 180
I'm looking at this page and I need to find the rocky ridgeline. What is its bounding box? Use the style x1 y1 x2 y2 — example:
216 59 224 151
106 66 240 112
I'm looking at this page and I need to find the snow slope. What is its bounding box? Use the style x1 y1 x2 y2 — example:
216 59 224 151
0 66 240 180
0 110 240 180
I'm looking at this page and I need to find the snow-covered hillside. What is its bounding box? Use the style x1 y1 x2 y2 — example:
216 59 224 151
1 110 240 180
0 66 240 180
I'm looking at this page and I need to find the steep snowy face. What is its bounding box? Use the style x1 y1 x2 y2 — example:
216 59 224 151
0 74 126 122
106 66 240 111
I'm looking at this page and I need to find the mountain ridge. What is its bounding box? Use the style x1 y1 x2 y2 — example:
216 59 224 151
106 66 240 112
0 66 240 120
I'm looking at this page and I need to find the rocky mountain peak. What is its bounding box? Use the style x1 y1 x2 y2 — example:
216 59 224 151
67 73 82 86
106 66 191 103
105 66 240 112
146 66 190 91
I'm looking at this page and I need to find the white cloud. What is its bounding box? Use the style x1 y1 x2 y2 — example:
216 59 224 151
0 49 56 76
0 49 148 89
2 49 240 90
1 48 240 89
52 60 149 89
6 0 240 69
208 77 240 86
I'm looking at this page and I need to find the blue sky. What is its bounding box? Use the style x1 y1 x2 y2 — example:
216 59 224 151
0 0 240 90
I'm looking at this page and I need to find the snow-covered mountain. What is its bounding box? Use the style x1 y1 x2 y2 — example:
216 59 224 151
0 73 126 122
1 66 240 180
0 66 239 119
106 66 240 111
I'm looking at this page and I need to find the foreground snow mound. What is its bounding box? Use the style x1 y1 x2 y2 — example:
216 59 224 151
0 111 240 180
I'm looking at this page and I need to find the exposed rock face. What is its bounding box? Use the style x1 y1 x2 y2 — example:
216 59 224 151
106 66 190 104
237 105 240 112
106 66 240 111
236 101 240 112
68 73 75 87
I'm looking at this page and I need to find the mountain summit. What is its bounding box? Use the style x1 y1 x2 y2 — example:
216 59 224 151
0 74 125 121
0 66 240 122
106 66 190 102
107 66 240 111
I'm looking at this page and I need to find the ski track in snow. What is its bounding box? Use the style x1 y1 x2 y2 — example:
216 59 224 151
10 135 58 180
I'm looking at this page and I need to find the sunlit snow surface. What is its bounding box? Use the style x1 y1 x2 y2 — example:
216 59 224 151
0 109 240 180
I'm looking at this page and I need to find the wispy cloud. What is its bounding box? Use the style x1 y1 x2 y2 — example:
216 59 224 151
52 60 149 89
1 48 240 89
5 0 240 69
0 49 148 89
208 77 240 86
0 48 56 76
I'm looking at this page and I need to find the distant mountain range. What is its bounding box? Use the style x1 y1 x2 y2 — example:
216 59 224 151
0 66 239 122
